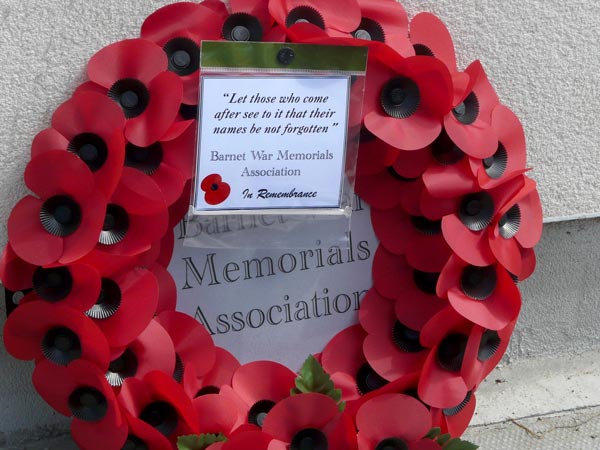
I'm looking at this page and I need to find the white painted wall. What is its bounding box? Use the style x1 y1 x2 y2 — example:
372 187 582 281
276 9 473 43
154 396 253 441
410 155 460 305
0 0 598 438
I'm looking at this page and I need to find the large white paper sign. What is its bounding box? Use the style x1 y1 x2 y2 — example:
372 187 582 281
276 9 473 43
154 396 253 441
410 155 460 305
170 199 376 370
193 76 351 213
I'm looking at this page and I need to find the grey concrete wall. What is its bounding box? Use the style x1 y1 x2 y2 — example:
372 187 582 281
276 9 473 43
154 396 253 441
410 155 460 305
0 0 598 439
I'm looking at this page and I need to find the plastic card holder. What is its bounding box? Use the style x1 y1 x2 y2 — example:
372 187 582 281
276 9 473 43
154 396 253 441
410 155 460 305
186 41 368 249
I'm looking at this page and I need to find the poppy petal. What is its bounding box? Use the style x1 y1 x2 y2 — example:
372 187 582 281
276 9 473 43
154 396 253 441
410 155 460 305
88 39 167 88
232 361 296 407
322 325 368 376
125 71 183 147
356 394 432 445
363 333 427 381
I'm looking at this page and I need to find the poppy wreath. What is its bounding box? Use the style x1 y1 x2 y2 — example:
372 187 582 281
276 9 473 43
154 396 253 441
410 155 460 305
0 1 543 449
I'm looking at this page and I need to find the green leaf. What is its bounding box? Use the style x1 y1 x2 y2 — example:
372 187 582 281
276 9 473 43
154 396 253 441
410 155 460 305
440 437 479 450
177 433 227 450
437 433 452 446
424 428 442 439
291 355 344 411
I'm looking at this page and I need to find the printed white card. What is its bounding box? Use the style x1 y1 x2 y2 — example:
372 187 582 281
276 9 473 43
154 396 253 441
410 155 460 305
193 76 351 213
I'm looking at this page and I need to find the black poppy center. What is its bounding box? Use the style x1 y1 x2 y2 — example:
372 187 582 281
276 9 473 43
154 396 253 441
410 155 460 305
125 142 163 175
410 216 442 236
32 266 73 302
122 435 149 450
353 18 385 42
452 92 480 125
392 321 424 353
460 265 497 300
195 386 220 397
484 143 509 179
459 192 495 231
498 204 521 239
68 387 108 422
375 438 409 450
478 330 501 361
381 77 420 119
285 6 326 29
108 79 150 119
99 204 129 246
413 270 440 295
179 103 198 120
413 44 434 57
443 391 473 417
40 195 82 237
68 133 108 172
164 38 200 76
211 183 219 191
173 353 185 383
106 348 138 387
86 278 122 320
248 400 276 428
356 363 388 395
223 13 264 42
431 129 464 166
290 428 328 450
437 334 468 372
140 401 179 437
42 326 82 365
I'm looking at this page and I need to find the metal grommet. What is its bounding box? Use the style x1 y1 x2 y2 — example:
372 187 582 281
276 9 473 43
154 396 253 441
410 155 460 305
277 47 295 65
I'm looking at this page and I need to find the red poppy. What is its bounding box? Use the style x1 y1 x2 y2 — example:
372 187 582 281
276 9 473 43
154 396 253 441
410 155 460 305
119 371 199 441
461 320 516 388
31 90 126 198
148 263 177 313
371 247 446 330
85 267 159 348
371 206 452 272
322 325 393 410
225 361 297 428
122 412 173 450
8 151 106 266
201 174 232 205
417 307 481 409
32 359 128 450
363 46 453 151
168 179 192 228
437 255 521 330
422 128 478 199
269 0 361 34
3 300 109 369
409 13 469 105
220 430 275 450
262 393 358 450
107 320 176 389
97 167 169 257
136 228 176 269
443 61 500 159
356 394 440 450
488 178 542 280
184 347 241 398
359 288 429 381
193 390 247 437
0 243 36 291
430 391 476 438
124 119 196 206
86 39 183 147
19 263 101 314
356 129 433 181
441 175 526 267
353 0 412 56
355 164 424 213
156 311 217 383
141 2 225 105
469 105 527 190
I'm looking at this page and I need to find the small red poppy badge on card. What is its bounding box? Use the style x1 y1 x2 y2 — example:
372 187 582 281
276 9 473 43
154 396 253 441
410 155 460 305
200 174 231 205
